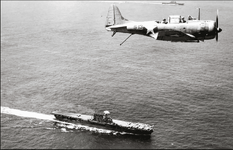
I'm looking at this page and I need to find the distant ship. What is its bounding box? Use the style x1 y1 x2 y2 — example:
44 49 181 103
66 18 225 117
162 1 184 5
52 110 153 135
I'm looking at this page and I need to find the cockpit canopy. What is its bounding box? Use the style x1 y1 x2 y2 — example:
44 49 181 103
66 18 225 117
168 15 182 24
167 15 197 24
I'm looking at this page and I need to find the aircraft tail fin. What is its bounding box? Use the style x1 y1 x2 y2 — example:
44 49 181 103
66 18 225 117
105 5 128 27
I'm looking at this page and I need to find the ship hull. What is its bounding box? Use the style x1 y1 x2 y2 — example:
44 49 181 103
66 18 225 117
88 120 153 135
52 112 153 135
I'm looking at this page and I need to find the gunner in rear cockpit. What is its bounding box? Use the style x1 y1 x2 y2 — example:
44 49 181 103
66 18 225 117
162 18 168 24
181 16 186 23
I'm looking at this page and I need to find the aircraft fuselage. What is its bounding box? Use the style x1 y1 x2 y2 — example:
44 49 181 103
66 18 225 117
106 20 216 42
105 5 222 43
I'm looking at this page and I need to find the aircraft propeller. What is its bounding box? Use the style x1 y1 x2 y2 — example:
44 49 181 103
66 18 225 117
215 9 222 41
198 8 200 20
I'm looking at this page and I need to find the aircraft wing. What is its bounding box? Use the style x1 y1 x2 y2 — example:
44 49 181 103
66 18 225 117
155 30 198 42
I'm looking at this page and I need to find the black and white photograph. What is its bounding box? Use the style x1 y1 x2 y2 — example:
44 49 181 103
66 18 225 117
1 0 233 149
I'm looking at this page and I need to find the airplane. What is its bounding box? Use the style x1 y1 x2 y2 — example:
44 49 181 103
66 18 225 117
105 5 222 45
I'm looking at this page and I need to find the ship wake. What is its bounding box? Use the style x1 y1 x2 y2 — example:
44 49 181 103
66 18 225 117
1 106 133 135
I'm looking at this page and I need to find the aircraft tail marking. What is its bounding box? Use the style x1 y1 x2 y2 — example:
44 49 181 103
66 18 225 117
105 5 128 27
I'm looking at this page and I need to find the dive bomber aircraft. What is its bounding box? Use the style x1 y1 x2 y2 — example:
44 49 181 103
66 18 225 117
105 5 222 45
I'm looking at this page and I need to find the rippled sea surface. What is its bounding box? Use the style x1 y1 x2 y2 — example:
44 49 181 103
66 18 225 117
1 1 233 149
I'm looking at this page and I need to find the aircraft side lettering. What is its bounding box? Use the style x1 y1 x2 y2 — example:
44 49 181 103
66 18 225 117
127 24 144 30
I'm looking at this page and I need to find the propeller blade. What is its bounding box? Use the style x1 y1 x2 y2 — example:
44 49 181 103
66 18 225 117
216 33 218 41
215 9 219 42
198 8 200 20
216 9 218 28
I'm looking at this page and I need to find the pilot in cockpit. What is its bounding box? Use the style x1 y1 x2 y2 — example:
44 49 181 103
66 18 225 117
188 15 193 20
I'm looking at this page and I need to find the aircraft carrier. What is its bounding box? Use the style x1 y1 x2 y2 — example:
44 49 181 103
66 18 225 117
162 1 184 5
51 110 153 135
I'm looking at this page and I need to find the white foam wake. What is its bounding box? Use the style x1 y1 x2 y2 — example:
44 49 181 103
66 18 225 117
1 106 56 121
1 106 130 135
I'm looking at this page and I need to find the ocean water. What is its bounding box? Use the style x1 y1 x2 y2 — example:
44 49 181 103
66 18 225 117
1 1 233 149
